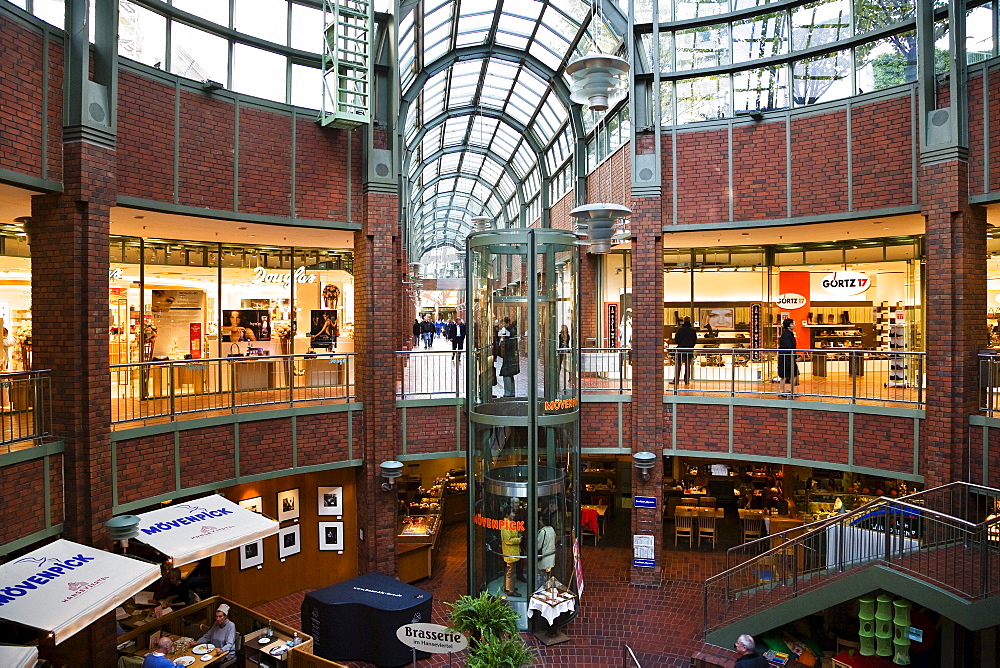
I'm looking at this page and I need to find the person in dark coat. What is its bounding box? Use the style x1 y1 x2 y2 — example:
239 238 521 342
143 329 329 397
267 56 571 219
734 634 769 668
498 317 519 397
672 316 698 386
419 315 436 348
446 317 467 360
777 318 799 398
412 319 421 347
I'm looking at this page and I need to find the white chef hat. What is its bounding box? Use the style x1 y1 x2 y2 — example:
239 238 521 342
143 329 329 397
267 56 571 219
217 603 230 616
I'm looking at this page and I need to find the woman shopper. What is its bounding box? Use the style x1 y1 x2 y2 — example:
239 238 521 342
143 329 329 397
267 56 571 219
777 318 798 398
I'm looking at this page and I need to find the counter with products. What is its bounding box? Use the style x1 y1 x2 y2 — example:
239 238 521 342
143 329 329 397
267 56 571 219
397 514 441 583
442 471 468 525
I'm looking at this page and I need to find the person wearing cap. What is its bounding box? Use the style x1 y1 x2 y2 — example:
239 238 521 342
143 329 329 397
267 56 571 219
197 603 237 658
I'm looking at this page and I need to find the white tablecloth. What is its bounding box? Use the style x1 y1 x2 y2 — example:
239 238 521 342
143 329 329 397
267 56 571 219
528 594 576 625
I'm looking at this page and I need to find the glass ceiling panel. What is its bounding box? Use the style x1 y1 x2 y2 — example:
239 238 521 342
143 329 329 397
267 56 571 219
399 0 625 262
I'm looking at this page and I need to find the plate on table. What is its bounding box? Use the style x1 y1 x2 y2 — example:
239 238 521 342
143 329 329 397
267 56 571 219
258 636 273 644
174 657 196 667
191 644 215 655
270 645 289 656
200 655 215 662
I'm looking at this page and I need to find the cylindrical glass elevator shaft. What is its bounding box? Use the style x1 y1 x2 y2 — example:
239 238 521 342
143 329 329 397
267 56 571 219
466 228 580 630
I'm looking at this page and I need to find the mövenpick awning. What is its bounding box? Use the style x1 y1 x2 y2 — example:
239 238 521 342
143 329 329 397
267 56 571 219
0 645 39 668
0 540 159 644
132 495 278 566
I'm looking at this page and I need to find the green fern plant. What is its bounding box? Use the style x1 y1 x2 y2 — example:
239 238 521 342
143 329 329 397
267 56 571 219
446 591 519 642
464 631 535 668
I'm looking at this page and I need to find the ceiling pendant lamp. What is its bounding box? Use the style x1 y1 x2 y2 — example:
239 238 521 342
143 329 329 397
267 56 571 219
566 55 629 112
569 203 632 254
471 215 492 232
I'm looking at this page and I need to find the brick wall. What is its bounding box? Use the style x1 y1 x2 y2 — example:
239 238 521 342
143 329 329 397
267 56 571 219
851 97 913 209
791 110 849 216
675 129 728 225
401 405 464 455
0 458 53 546
0 16 46 177
178 90 236 209
733 122 787 220
239 418 294 476
732 406 789 459
178 425 235 487
853 413 914 473
297 412 353 466
988 68 1000 193
116 433 175 504
117 71 175 201
238 106 292 216
581 403 631 451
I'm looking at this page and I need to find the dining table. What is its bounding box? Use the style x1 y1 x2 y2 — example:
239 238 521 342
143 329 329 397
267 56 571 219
128 632 229 666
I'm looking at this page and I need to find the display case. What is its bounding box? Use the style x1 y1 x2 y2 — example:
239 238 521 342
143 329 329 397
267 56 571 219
397 514 442 583
442 470 468 525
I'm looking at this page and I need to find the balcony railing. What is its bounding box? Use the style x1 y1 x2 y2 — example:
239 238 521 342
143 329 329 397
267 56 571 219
704 483 1000 636
0 370 52 452
110 353 355 427
396 349 465 399
980 353 1000 416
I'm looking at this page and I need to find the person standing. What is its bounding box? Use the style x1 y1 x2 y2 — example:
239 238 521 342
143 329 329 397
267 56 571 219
412 319 421 348
500 505 522 597
672 317 697 386
777 318 799 398
497 318 520 397
734 634 768 667
447 317 467 360
419 315 435 348
537 512 557 584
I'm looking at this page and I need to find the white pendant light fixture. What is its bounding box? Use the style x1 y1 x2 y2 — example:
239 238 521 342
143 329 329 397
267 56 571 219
570 203 631 254
471 215 492 232
566 55 630 112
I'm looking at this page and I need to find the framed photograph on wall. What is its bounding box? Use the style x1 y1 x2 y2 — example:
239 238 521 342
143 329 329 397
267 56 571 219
240 539 264 569
238 496 263 514
317 486 343 517
277 488 300 522
319 522 344 551
278 525 301 559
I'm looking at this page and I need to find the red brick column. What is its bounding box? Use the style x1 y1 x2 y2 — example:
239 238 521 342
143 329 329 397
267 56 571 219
354 181 402 577
920 159 987 487
629 196 664 585
29 140 117 666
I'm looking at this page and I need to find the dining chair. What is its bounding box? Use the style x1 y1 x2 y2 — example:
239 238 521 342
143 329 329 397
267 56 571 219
697 509 718 549
673 508 695 548
679 497 697 506
699 496 717 508
741 516 765 544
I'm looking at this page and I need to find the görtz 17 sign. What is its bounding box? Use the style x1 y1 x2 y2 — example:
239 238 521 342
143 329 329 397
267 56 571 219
774 293 807 309
396 623 469 653
821 271 871 296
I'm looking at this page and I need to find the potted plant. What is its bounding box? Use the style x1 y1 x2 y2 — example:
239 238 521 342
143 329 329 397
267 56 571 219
447 591 534 667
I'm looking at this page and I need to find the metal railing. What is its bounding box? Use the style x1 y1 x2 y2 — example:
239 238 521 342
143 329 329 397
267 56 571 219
621 643 642 667
396 349 465 399
110 353 355 426
980 353 1000 415
661 348 923 407
704 483 1000 636
581 347 632 395
0 370 52 452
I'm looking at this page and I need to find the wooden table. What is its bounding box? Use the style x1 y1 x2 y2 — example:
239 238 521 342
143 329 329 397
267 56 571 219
130 632 228 666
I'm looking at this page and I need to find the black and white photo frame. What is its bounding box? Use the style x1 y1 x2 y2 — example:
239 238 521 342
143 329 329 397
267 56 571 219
318 521 344 551
278 525 301 559
317 486 343 517
238 496 263 514
277 488 300 522
240 539 264 569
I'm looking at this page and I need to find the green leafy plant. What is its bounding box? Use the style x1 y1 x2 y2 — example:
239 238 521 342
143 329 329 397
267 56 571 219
446 591 519 642
464 631 535 668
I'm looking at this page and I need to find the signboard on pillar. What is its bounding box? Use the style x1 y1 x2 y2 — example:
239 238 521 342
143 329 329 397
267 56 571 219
777 272 811 350
750 303 762 361
605 302 619 348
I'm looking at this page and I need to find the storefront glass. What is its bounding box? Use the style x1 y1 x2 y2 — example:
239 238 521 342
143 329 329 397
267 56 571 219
109 237 353 364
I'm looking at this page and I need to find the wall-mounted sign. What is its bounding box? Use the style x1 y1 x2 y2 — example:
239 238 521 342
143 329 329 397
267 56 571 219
544 397 579 411
396 623 469 654
250 266 316 287
633 496 657 509
820 271 871 296
774 293 807 309
632 559 656 568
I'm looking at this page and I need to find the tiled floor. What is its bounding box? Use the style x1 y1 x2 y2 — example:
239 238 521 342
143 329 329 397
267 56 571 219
255 519 732 667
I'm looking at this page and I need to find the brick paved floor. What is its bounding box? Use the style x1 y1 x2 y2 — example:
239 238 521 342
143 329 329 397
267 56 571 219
254 521 732 667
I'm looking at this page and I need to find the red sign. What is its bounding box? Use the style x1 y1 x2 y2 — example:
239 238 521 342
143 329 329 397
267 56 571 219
777 272 810 349
605 302 619 348
189 323 202 359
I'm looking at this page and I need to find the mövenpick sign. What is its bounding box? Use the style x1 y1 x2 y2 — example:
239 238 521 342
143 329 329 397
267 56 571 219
396 623 469 653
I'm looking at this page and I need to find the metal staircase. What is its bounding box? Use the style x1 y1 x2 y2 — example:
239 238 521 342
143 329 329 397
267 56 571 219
703 482 1000 646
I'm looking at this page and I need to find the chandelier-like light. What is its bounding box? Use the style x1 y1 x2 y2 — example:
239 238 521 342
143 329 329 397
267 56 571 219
569 203 632 254
471 215 492 232
566 55 629 111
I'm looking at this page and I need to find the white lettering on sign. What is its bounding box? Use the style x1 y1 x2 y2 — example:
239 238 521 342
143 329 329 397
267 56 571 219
820 271 871 296
396 623 469 653
109 268 123 281
774 293 807 308
250 266 316 288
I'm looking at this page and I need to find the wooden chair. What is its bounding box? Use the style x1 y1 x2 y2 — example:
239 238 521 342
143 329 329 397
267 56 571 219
679 497 698 506
741 516 765 544
697 509 720 549
699 496 717 508
674 508 696 548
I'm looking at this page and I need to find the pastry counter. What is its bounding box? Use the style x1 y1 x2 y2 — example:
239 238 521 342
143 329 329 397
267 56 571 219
397 514 442 583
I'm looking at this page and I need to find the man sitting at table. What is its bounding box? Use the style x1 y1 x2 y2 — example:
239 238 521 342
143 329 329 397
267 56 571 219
197 603 237 658
142 637 180 668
